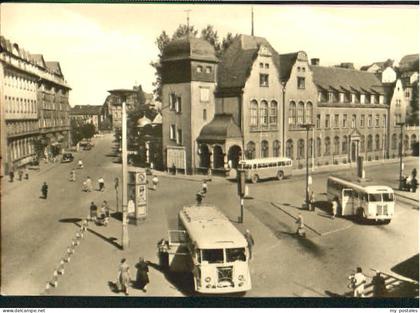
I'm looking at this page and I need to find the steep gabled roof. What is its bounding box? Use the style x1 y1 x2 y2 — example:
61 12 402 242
217 34 280 92
311 65 385 95
31 54 46 68
278 52 299 81
70 105 102 115
45 61 63 77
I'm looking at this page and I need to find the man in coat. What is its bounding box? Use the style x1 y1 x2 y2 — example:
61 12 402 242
244 229 255 260
41 182 48 199
135 257 150 292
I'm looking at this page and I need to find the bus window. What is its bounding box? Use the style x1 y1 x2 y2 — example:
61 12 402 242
202 249 224 264
368 194 382 202
226 248 246 262
382 193 394 202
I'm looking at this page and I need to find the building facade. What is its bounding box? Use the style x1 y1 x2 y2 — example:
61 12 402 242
0 36 71 175
160 34 419 175
70 105 103 131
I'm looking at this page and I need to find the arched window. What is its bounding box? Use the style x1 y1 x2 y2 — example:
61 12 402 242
325 137 331 156
411 134 417 150
260 100 268 126
360 135 365 153
250 100 258 126
269 100 278 125
392 134 397 150
334 136 340 154
261 140 269 158
273 140 280 157
305 102 313 124
367 135 373 152
286 139 294 159
297 101 304 125
246 141 256 159
288 101 296 126
404 135 409 151
316 137 322 157
375 134 381 151
342 136 348 154
308 138 313 158
297 139 305 160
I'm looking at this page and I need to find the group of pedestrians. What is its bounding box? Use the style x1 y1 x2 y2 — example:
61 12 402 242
116 257 150 296
80 176 105 192
8 167 29 183
348 267 387 298
195 179 208 205
89 200 110 226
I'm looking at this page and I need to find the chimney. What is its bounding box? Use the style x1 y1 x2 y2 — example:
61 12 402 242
311 58 320 66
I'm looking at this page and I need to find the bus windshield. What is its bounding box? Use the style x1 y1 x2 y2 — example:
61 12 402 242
368 194 382 202
382 193 394 202
202 249 224 263
226 248 246 262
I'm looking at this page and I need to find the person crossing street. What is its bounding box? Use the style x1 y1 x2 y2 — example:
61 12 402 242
41 182 48 199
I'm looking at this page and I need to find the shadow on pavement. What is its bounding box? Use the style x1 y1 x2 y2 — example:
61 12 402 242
391 254 419 282
314 200 331 215
73 221 122 250
325 290 345 297
59 218 82 224
111 212 123 222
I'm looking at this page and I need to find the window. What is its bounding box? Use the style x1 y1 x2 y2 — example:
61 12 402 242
375 134 381 151
205 66 212 74
260 100 268 126
169 93 177 110
176 128 183 145
316 114 321 129
265 63 269 69
197 65 203 73
360 114 365 128
297 139 305 160
259 62 264 68
325 114 330 128
175 96 182 113
375 114 380 127
396 99 401 107
302 67 306 72
288 101 296 126
360 135 365 152
226 248 246 262
383 115 387 127
203 109 207 121
261 140 269 158
246 141 256 159
334 136 340 154
202 249 224 263
342 114 347 128
273 140 280 157
269 101 278 125
297 102 304 125
367 135 373 152
250 100 258 126
316 138 322 157
342 136 348 154
351 115 356 128
260 74 269 87
297 77 305 89
297 66 301 72
170 124 176 140
286 139 294 159
308 138 313 157
334 114 339 128
200 88 210 102
325 137 331 156
368 115 372 127
305 102 313 123
405 91 410 98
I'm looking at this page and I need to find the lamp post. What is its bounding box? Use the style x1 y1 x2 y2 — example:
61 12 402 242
396 122 405 190
281 81 286 157
300 123 315 209
108 89 136 250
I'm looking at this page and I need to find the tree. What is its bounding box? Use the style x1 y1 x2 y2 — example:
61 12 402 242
221 32 236 53
70 119 83 145
80 123 96 140
201 25 220 54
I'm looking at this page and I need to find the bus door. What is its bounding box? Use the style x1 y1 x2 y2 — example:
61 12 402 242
341 188 354 216
167 230 192 272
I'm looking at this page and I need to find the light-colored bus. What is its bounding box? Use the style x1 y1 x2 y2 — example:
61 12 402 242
238 157 293 183
326 176 395 224
166 205 252 294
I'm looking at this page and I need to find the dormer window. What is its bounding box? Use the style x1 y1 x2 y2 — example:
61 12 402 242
205 66 212 74
197 66 202 73
297 77 305 89
265 63 269 69
260 74 269 87
297 66 301 72
259 63 264 68
302 67 306 72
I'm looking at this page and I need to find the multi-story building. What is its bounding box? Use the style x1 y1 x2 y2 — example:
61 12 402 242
160 34 418 174
70 105 103 131
0 36 71 175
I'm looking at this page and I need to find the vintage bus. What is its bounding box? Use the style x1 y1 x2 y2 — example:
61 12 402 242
166 205 252 294
238 157 293 183
326 176 395 223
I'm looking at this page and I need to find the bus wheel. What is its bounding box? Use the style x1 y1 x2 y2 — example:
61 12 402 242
276 170 284 180
357 208 365 223
251 174 259 184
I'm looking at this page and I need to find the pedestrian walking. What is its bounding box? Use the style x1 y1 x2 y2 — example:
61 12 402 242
89 201 98 222
309 191 315 211
97 204 109 226
86 176 92 192
78 159 83 169
151 175 159 191
24 167 29 180
98 177 105 191
9 169 14 182
116 258 131 296
101 200 110 218
196 191 204 205
157 239 169 270
244 229 255 260
296 213 305 237
371 271 387 297
18 168 23 181
331 197 338 219
70 169 76 182
41 182 48 199
350 267 367 298
202 179 208 194
135 257 150 292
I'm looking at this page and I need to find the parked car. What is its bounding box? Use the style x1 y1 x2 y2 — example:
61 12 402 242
83 143 93 150
61 153 74 163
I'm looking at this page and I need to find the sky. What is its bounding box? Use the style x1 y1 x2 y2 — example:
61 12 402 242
1 3 419 106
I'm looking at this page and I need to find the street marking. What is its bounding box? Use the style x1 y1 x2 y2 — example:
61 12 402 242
320 224 353 236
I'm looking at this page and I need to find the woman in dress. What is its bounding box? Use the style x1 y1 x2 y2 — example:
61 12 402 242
117 258 131 295
135 257 149 292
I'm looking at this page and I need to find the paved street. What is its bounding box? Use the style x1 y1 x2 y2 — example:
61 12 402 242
1 133 418 297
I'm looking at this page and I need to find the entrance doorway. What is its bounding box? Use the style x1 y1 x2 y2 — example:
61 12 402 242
213 145 224 169
199 144 210 169
227 145 242 169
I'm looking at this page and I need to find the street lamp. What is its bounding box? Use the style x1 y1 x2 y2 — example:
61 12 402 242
108 89 136 250
300 123 315 209
396 122 405 190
